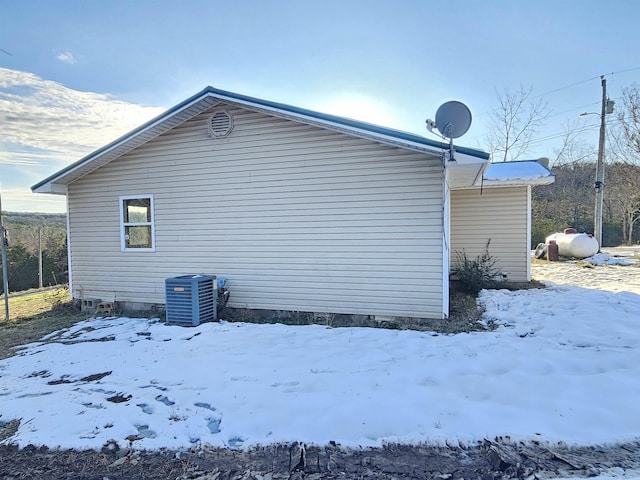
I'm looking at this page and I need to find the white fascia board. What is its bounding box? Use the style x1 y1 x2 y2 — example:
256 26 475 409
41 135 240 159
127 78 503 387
446 151 490 166
32 183 68 195
481 176 556 187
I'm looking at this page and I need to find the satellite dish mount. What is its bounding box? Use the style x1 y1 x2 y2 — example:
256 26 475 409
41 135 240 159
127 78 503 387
426 101 472 161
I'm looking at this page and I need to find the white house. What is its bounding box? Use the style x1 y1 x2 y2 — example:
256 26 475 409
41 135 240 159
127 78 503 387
32 87 554 320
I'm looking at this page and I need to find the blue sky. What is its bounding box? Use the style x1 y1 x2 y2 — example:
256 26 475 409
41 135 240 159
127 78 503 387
1 0 639 212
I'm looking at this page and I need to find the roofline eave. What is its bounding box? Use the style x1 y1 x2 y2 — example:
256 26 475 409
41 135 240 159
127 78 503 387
31 89 222 192
32 182 68 195
32 86 490 192
479 176 556 188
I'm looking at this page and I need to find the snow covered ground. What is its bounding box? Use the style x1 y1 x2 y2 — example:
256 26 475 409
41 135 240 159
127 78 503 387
0 249 639 472
531 246 640 295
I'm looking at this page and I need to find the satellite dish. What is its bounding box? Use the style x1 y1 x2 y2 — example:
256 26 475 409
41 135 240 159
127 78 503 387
435 101 472 139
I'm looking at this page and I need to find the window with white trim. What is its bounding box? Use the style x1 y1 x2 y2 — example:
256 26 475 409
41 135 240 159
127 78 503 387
120 195 155 251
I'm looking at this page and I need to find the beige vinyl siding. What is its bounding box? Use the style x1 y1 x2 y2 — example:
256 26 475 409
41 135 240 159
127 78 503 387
450 186 530 282
67 106 445 318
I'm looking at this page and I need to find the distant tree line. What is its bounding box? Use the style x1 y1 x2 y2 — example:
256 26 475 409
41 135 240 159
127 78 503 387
0 212 67 294
532 161 640 247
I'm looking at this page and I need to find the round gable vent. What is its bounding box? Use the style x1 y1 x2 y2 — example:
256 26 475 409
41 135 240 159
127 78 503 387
208 111 233 138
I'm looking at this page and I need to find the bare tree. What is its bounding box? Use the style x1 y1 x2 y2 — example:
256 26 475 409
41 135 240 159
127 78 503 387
552 120 597 166
533 161 594 228
606 162 640 244
602 87 640 244
486 86 549 162
616 84 640 162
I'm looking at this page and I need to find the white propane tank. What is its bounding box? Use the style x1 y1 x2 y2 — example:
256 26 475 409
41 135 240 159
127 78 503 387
545 229 599 258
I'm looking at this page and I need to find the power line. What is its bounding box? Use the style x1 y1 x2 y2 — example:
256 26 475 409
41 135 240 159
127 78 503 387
535 75 604 99
527 125 599 147
534 67 640 100
477 70 633 121
547 102 600 119
483 68 640 158
609 66 640 77
526 115 624 149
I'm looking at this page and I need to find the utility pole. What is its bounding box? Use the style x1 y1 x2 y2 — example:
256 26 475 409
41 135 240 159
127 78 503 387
594 76 611 250
1 48 12 320
38 226 43 289
0 192 9 320
580 77 614 249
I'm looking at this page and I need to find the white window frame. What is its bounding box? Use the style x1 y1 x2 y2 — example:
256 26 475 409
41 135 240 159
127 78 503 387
119 194 156 252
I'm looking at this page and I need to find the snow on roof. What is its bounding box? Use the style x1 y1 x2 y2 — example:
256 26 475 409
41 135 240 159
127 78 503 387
483 160 555 186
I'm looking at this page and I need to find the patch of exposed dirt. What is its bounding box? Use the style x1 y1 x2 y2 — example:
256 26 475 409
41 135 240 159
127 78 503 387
0 440 638 480
0 420 20 443
106 393 133 403
80 371 113 382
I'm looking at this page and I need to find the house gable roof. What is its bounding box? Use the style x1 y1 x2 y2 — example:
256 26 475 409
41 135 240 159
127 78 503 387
32 86 490 194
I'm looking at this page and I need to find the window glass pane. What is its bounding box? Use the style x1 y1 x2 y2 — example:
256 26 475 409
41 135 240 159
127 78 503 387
124 198 151 223
125 226 152 248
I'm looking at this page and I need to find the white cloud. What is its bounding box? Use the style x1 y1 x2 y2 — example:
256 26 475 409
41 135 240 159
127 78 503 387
0 67 166 211
56 51 76 64
0 187 66 213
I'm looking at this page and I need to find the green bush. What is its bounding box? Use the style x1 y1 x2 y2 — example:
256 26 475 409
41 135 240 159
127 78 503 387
451 248 503 295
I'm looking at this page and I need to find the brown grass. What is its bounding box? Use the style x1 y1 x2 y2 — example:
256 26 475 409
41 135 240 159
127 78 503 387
0 288 89 360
